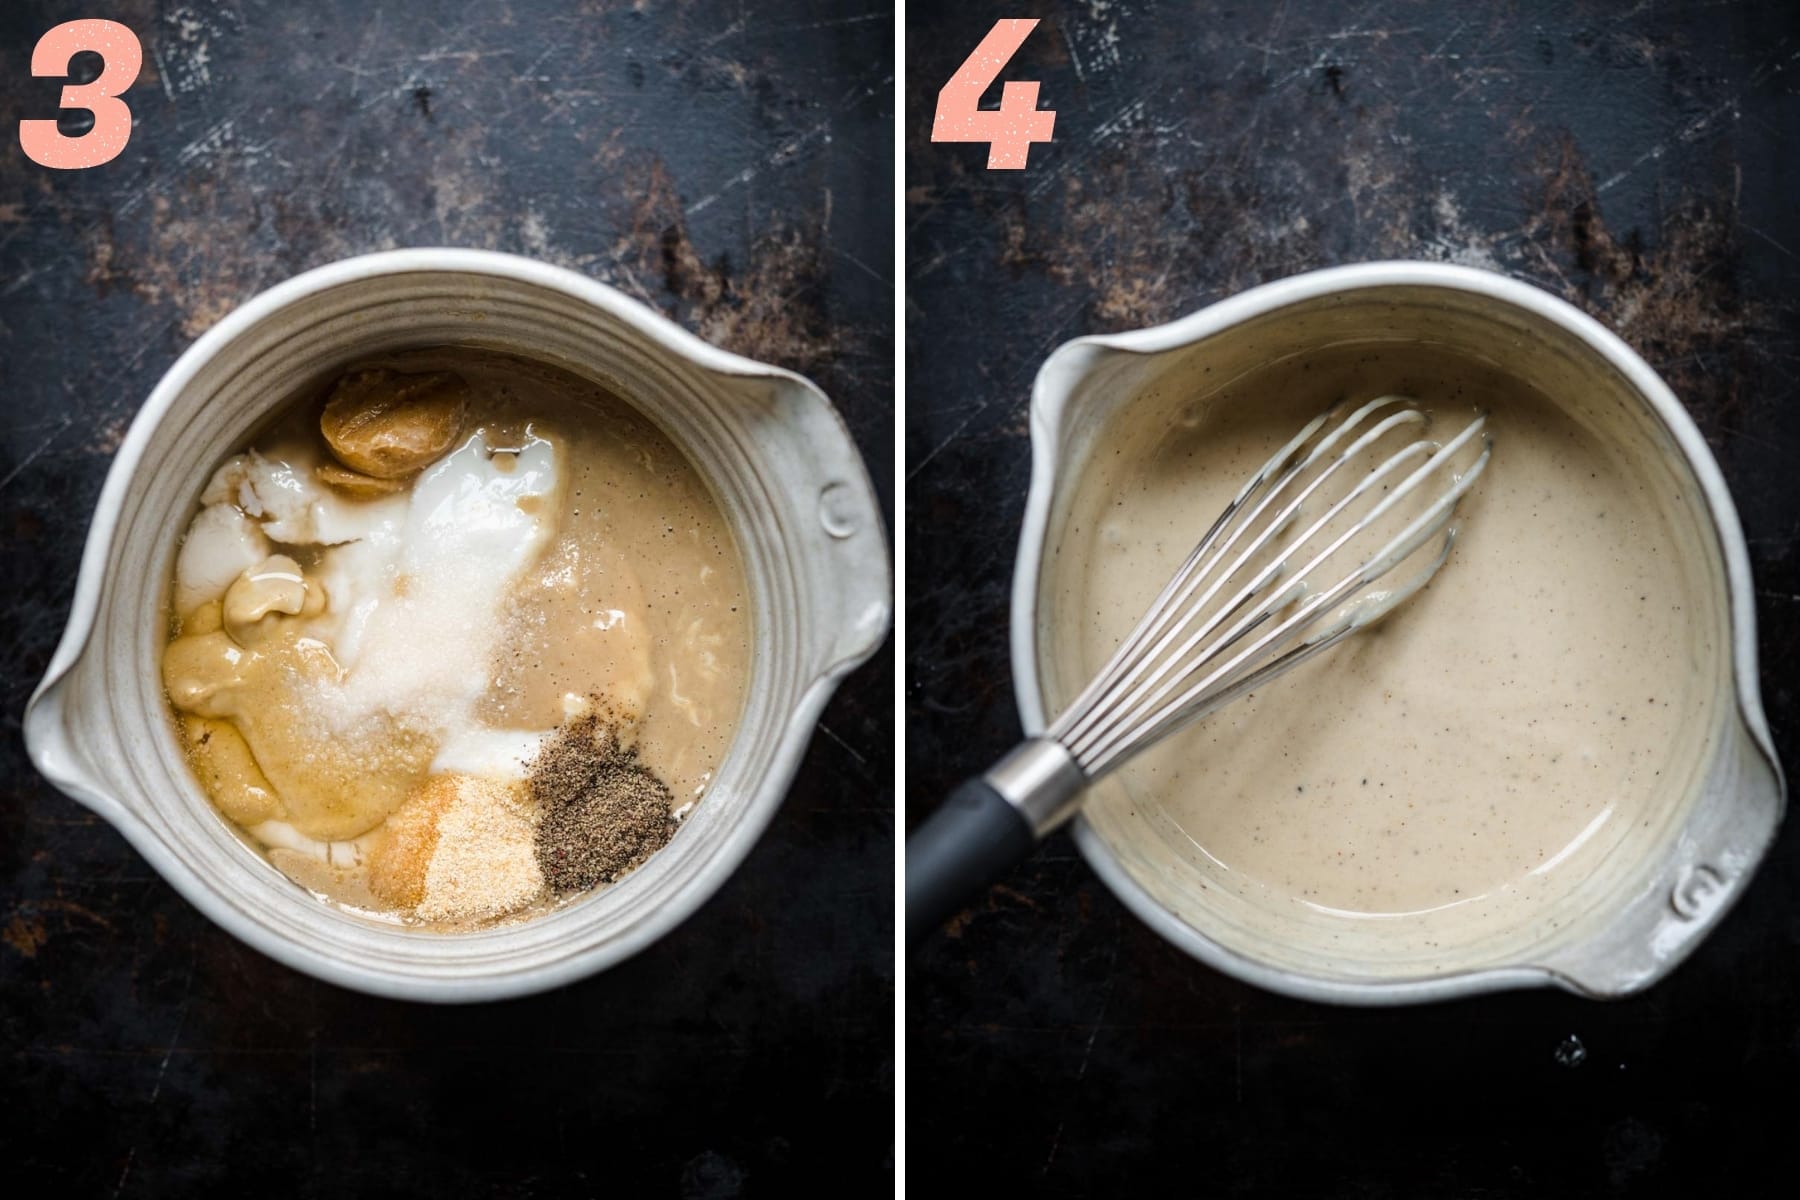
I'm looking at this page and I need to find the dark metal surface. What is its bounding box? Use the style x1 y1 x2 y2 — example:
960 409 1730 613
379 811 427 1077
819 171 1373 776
1 1 892 1194
908 1 1798 1193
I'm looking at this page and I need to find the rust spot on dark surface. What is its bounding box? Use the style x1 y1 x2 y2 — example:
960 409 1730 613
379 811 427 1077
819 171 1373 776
3 913 48 959
614 156 841 371
1520 135 1756 436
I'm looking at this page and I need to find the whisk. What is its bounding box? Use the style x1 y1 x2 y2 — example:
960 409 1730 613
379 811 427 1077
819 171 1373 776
906 396 1492 948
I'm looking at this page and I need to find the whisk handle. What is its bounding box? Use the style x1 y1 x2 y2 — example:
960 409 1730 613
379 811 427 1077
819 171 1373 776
906 777 1036 950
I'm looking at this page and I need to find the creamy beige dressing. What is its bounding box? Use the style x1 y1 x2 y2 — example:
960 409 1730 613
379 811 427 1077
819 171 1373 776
1044 343 1724 973
163 349 750 927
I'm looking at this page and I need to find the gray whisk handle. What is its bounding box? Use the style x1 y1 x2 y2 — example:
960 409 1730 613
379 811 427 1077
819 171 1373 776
906 777 1036 950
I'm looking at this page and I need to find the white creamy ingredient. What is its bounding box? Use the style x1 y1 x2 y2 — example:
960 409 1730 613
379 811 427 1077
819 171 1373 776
174 431 563 828
429 728 552 781
251 819 380 868
167 350 755 925
318 430 558 723
173 503 270 613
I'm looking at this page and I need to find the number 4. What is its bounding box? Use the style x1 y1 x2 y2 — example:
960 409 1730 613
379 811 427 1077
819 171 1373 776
931 19 1056 170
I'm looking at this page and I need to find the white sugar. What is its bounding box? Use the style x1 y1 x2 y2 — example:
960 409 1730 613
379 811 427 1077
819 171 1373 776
179 429 564 764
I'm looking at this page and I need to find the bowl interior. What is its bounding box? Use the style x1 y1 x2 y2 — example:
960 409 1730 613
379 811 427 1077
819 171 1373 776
1032 282 1746 987
50 261 834 998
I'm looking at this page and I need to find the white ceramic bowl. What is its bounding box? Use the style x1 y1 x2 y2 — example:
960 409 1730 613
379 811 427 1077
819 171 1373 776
1012 261 1784 1004
23 249 890 1002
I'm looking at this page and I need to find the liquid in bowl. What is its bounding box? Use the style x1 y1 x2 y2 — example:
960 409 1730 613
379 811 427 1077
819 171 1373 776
161 348 751 929
1040 341 1729 980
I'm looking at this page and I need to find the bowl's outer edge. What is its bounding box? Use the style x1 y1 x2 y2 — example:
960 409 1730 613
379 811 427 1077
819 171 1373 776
1008 259 1785 1005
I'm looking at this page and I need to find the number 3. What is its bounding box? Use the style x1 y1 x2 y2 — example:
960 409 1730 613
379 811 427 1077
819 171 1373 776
930 19 1056 170
19 20 143 170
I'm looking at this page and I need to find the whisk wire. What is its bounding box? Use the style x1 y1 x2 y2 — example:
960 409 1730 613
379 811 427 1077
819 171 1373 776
1052 397 1413 755
906 396 1493 948
1051 400 1492 777
1065 433 1437 767
1058 398 1427 758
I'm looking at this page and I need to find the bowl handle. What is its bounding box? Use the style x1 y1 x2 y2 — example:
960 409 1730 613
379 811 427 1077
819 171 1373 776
1539 716 1784 997
751 373 892 680
23 654 137 831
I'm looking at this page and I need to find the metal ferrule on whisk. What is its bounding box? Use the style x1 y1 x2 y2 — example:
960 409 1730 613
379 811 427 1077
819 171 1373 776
984 738 1086 836
992 396 1492 837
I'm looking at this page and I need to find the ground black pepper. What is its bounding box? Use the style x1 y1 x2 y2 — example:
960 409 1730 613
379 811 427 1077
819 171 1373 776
528 706 676 892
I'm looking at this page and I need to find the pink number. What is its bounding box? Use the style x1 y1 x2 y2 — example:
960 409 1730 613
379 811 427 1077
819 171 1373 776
930 18 1056 170
19 20 143 170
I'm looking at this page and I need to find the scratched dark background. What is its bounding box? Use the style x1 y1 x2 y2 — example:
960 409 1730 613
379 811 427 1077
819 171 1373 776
0 1 892 1196
908 0 1799 1195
